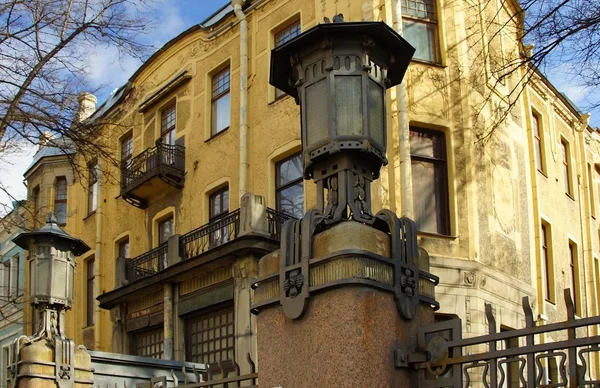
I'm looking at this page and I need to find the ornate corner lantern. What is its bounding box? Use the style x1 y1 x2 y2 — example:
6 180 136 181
260 17 439 322
12 213 90 387
271 17 414 223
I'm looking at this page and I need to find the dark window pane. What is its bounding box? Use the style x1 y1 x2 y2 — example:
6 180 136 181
278 183 304 219
277 155 303 186
185 304 235 364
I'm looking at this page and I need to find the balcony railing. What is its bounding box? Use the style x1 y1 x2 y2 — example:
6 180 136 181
124 207 297 284
126 243 168 283
121 142 185 209
182 209 241 260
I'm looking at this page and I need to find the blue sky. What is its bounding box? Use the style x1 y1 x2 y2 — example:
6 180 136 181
1 0 597 211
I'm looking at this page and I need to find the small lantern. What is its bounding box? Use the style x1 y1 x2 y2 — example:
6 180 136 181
13 213 90 310
270 18 414 223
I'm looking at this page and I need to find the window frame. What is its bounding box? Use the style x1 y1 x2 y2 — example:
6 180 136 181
541 222 555 304
86 258 95 327
275 153 304 218
209 187 230 221
569 240 581 316
409 127 450 236
561 138 573 198
531 112 545 174
131 326 164 359
273 19 301 100
401 0 441 64
87 162 98 215
121 133 133 165
54 176 68 225
161 103 176 146
211 67 231 136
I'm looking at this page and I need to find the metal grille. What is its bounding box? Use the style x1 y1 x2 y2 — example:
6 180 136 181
131 327 164 359
186 305 235 365
126 243 168 282
181 209 240 260
266 207 297 241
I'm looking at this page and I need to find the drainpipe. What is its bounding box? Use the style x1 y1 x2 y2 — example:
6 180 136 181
233 0 249 200
164 283 174 360
94 159 102 351
391 0 413 218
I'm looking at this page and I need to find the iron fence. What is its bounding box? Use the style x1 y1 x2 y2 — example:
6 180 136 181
408 289 600 387
181 210 241 260
266 207 296 241
126 243 168 282
121 143 185 192
135 354 257 388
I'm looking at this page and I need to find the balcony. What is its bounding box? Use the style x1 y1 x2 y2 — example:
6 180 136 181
122 207 296 284
121 142 185 209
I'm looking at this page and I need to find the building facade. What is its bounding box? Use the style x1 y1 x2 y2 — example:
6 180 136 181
0 201 26 388
20 0 600 377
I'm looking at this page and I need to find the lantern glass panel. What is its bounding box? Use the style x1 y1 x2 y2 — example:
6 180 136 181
36 257 50 297
53 253 67 300
335 76 363 136
305 79 328 147
368 79 385 147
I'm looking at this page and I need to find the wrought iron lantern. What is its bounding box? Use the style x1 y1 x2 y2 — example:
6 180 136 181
270 17 415 223
13 213 90 311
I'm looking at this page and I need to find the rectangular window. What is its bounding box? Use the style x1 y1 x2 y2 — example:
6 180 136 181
54 177 67 225
86 258 95 326
410 127 450 235
274 20 301 99
88 162 98 215
211 67 230 135
402 0 440 63
532 113 544 173
589 163 596 217
209 187 230 246
561 139 572 196
541 222 555 303
158 216 173 270
276 154 304 218
118 239 130 259
131 327 164 359
161 104 176 146
569 241 581 315
185 304 234 364
32 186 40 228
121 134 133 165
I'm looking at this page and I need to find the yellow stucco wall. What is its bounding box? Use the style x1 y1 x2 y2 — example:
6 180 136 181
22 0 600 357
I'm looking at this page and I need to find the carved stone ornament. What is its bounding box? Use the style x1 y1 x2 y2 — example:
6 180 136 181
463 271 476 287
283 270 304 298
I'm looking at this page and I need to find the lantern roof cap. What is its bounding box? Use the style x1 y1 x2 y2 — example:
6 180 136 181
12 213 91 256
270 20 415 98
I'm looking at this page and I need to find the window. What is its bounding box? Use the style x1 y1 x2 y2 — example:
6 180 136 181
54 177 67 225
274 20 301 99
32 186 40 228
402 0 440 63
161 104 176 146
1 255 19 300
121 134 133 165
186 304 234 364
541 222 555 303
158 216 173 270
86 258 95 326
118 239 130 259
531 113 544 173
410 128 450 235
131 327 164 359
276 154 304 218
211 67 230 135
569 241 581 315
589 163 596 217
209 187 230 246
88 162 98 215
561 139 572 196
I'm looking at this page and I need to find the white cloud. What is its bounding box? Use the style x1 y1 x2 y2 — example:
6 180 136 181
0 143 38 215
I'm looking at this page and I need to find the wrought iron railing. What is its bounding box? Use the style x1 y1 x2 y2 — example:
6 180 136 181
266 207 297 241
181 210 241 260
121 143 185 192
408 289 600 387
126 243 168 283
